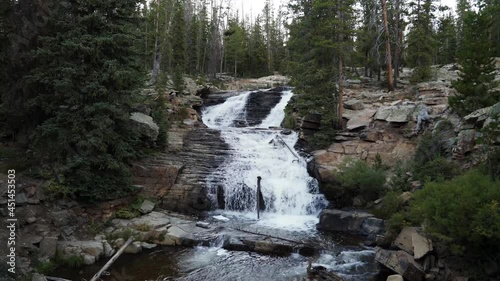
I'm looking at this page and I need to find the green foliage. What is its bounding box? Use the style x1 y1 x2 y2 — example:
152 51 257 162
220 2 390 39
151 94 169 149
373 191 404 220
336 158 387 202
408 170 500 257
388 160 412 191
449 9 499 115
115 207 140 219
106 228 141 241
406 0 436 83
35 260 57 275
478 110 500 180
282 105 296 129
3 1 146 202
56 255 85 269
386 212 410 236
414 156 460 182
412 132 457 182
135 223 152 232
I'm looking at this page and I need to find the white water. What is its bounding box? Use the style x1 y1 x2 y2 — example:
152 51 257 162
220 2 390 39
202 89 328 230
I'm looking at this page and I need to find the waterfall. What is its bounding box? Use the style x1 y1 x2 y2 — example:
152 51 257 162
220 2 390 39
202 89 328 229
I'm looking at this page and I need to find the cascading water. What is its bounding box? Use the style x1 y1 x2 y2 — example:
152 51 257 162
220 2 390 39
202 89 328 229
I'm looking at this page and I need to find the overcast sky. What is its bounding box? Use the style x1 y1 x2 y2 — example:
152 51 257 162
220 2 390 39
232 0 459 19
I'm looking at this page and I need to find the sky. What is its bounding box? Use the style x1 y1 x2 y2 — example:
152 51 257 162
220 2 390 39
232 0 459 19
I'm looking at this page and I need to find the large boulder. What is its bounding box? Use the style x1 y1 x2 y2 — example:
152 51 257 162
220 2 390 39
346 109 377 131
393 227 433 259
318 209 385 236
245 90 283 126
375 105 417 123
130 112 159 141
375 248 425 281
56 241 104 264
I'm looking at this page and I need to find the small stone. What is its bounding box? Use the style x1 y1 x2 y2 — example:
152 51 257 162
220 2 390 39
386 275 403 281
39 237 58 259
195 222 210 229
139 200 155 214
82 254 96 265
94 234 106 241
114 238 125 248
281 129 292 135
124 241 142 254
15 193 29 205
141 242 157 249
32 273 46 281
103 241 115 257
26 217 37 224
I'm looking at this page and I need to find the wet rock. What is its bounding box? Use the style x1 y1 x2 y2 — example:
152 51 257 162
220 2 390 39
130 112 159 141
141 242 157 249
281 129 292 135
318 209 385 236
139 200 155 214
245 90 284 126
196 221 210 229
375 248 424 281
39 237 58 259
124 241 142 254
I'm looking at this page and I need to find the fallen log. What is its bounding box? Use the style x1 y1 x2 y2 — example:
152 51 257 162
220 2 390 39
89 237 134 281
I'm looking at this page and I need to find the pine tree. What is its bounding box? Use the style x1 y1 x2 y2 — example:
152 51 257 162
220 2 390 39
406 0 436 82
435 7 457 65
4 0 145 201
171 0 187 91
449 9 499 115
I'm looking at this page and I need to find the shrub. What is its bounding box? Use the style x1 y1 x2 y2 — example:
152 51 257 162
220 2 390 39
35 260 57 274
336 159 387 202
412 132 457 182
413 156 459 182
408 169 500 257
388 160 412 191
373 191 404 219
115 208 139 219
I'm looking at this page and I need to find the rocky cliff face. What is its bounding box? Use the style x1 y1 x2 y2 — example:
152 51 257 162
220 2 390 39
133 88 289 214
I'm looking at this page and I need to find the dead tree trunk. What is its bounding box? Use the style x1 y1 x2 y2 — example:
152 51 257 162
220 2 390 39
381 0 394 91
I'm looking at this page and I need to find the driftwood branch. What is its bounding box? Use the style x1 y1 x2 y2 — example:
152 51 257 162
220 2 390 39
89 237 134 281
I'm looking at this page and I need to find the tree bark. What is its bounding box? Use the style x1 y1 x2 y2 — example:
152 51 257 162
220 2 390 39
338 0 344 129
381 0 394 91
151 0 161 83
394 0 401 87
89 237 134 281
